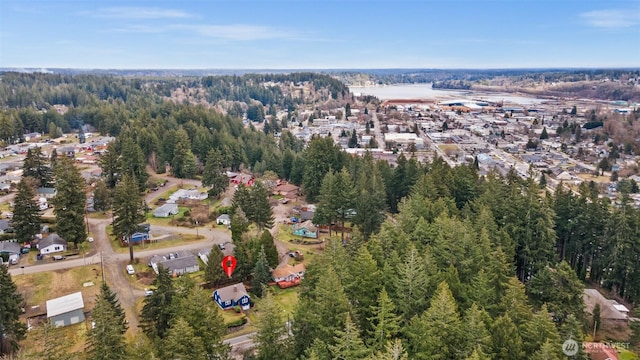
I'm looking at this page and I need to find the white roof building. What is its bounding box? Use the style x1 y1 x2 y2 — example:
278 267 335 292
46 291 85 327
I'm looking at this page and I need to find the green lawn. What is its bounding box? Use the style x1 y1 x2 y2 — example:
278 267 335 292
620 349 638 360
271 286 299 317
107 224 205 254
14 266 103 307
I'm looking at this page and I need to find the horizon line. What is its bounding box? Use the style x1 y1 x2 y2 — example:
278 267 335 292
2 66 640 72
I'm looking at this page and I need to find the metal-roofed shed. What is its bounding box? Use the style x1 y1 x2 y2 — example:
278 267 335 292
46 292 85 327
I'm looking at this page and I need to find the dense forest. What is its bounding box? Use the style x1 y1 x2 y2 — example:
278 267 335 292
1 72 640 358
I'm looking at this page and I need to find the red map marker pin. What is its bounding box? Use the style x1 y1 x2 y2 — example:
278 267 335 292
221 255 237 278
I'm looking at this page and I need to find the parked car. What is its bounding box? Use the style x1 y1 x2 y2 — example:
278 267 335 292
53 255 65 261
218 243 225 250
126 264 135 275
87 237 94 243
144 289 154 296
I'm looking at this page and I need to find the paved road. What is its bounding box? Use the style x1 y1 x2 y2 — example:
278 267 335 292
224 332 257 358
7 172 288 342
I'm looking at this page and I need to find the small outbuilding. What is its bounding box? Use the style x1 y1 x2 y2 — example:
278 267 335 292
213 283 251 311
39 234 68 255
46 292 85 327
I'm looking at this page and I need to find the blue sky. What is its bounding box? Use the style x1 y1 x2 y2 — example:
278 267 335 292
1 0 639 69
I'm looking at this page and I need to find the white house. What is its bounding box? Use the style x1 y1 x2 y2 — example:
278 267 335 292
39 234 67 255
216 214 231 226
167 189 208 203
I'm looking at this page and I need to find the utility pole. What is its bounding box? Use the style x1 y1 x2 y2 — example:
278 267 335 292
100 251 105 283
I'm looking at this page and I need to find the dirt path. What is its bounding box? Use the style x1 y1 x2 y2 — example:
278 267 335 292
270 202 294 268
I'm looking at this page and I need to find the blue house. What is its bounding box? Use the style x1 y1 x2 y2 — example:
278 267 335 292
212 283 251 311
131 232 149 243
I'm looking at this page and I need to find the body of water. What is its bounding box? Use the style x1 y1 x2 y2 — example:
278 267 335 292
349 84 547 105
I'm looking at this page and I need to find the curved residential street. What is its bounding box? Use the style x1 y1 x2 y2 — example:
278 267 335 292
8 172 288 345
9 174 230 334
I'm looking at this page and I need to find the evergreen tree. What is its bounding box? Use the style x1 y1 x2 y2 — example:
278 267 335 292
352 157 387 239
202 149 229 198
367 288 401 352
125 333 159 360
204 244 225 286
26 320 66 360
592 303 601 336
253 290 290 360
23 147 53 188
303 136 343 202
99 142 121 189
171 140 197 179
51 156 86 247
0 264 26 355
92 179 112 212
140 265 175 340
96 283 127 334
346 247 381 335
370 339 408 360
348 131 358 148
86 284 127 360
12 178 40 243
161 318 206 360
527 262 584 325
491 314 524 360
172 281 230 359
251 246 272 298
119 136 149 191
293 267 349 357
539 173 547 188
250 181 275 230
394 246 430 320
461 304 492 358
530 340 562 360
521 305 562 357
540 126 549 140
112 174 146 262
407 281 462 360
259 230 279 267
328 313 369 360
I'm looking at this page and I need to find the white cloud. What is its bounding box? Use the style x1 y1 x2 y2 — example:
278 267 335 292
111 25 166 34
92 7 192 19
173 24 294 41
580 9 640 28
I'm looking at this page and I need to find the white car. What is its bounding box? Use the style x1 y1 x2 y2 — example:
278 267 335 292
144 289 154 296
126 265 135 275
87 237 94 243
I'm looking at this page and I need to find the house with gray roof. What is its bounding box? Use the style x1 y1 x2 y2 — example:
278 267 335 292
0 241 21 256
153 203 179 218
213 283 251 310
37 187 57 199
151 255 200 276
38 234 67 255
